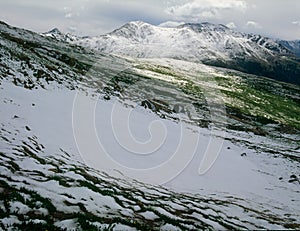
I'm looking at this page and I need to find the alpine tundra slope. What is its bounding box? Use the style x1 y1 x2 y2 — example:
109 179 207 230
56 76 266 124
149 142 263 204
0 20 299 230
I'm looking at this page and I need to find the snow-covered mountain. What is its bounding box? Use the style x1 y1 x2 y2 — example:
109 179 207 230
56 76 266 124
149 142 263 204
1 20 300 230
45 21 300 85
42 27 80 43
279 39 300 57
87 21 290 58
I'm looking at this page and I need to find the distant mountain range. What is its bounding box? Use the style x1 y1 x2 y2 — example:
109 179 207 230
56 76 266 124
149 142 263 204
43 21 300 85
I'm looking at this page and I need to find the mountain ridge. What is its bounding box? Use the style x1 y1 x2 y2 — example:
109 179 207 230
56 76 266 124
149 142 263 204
43 20 299 57
42 20 300 85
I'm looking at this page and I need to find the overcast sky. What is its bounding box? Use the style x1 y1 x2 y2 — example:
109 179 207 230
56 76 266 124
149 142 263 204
0 0 299 40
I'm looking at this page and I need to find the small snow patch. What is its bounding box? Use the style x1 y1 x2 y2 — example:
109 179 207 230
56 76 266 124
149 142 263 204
54 219 80 230
139 211 159 220
160 223 181 230
9 201 31 214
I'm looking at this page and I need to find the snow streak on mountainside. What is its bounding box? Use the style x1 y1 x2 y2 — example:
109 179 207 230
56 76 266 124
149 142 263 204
1 21 300 230
44 21 300 85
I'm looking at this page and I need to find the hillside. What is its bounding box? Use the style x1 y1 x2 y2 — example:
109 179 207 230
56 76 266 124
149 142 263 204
0 20 300 230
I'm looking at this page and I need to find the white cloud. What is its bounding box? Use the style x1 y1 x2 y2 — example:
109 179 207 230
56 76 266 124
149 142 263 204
292 21 300 26
226 22 236 29
62 6 81 19
65 13 73 18
245 21 262 29
158 21 185 28
67 26 77 33
165 0 247 21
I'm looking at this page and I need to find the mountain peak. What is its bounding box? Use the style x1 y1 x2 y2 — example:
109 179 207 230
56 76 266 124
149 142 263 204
47 28 62 35
126 21 150 27
41 27 74 42
120 21 155 30
109 21 156 38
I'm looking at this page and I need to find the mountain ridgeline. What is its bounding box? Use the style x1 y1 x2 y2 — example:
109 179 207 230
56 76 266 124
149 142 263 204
44 21 300 85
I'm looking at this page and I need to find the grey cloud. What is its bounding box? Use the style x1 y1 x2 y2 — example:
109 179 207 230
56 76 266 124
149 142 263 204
165 0 247 21
245 21 262 29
